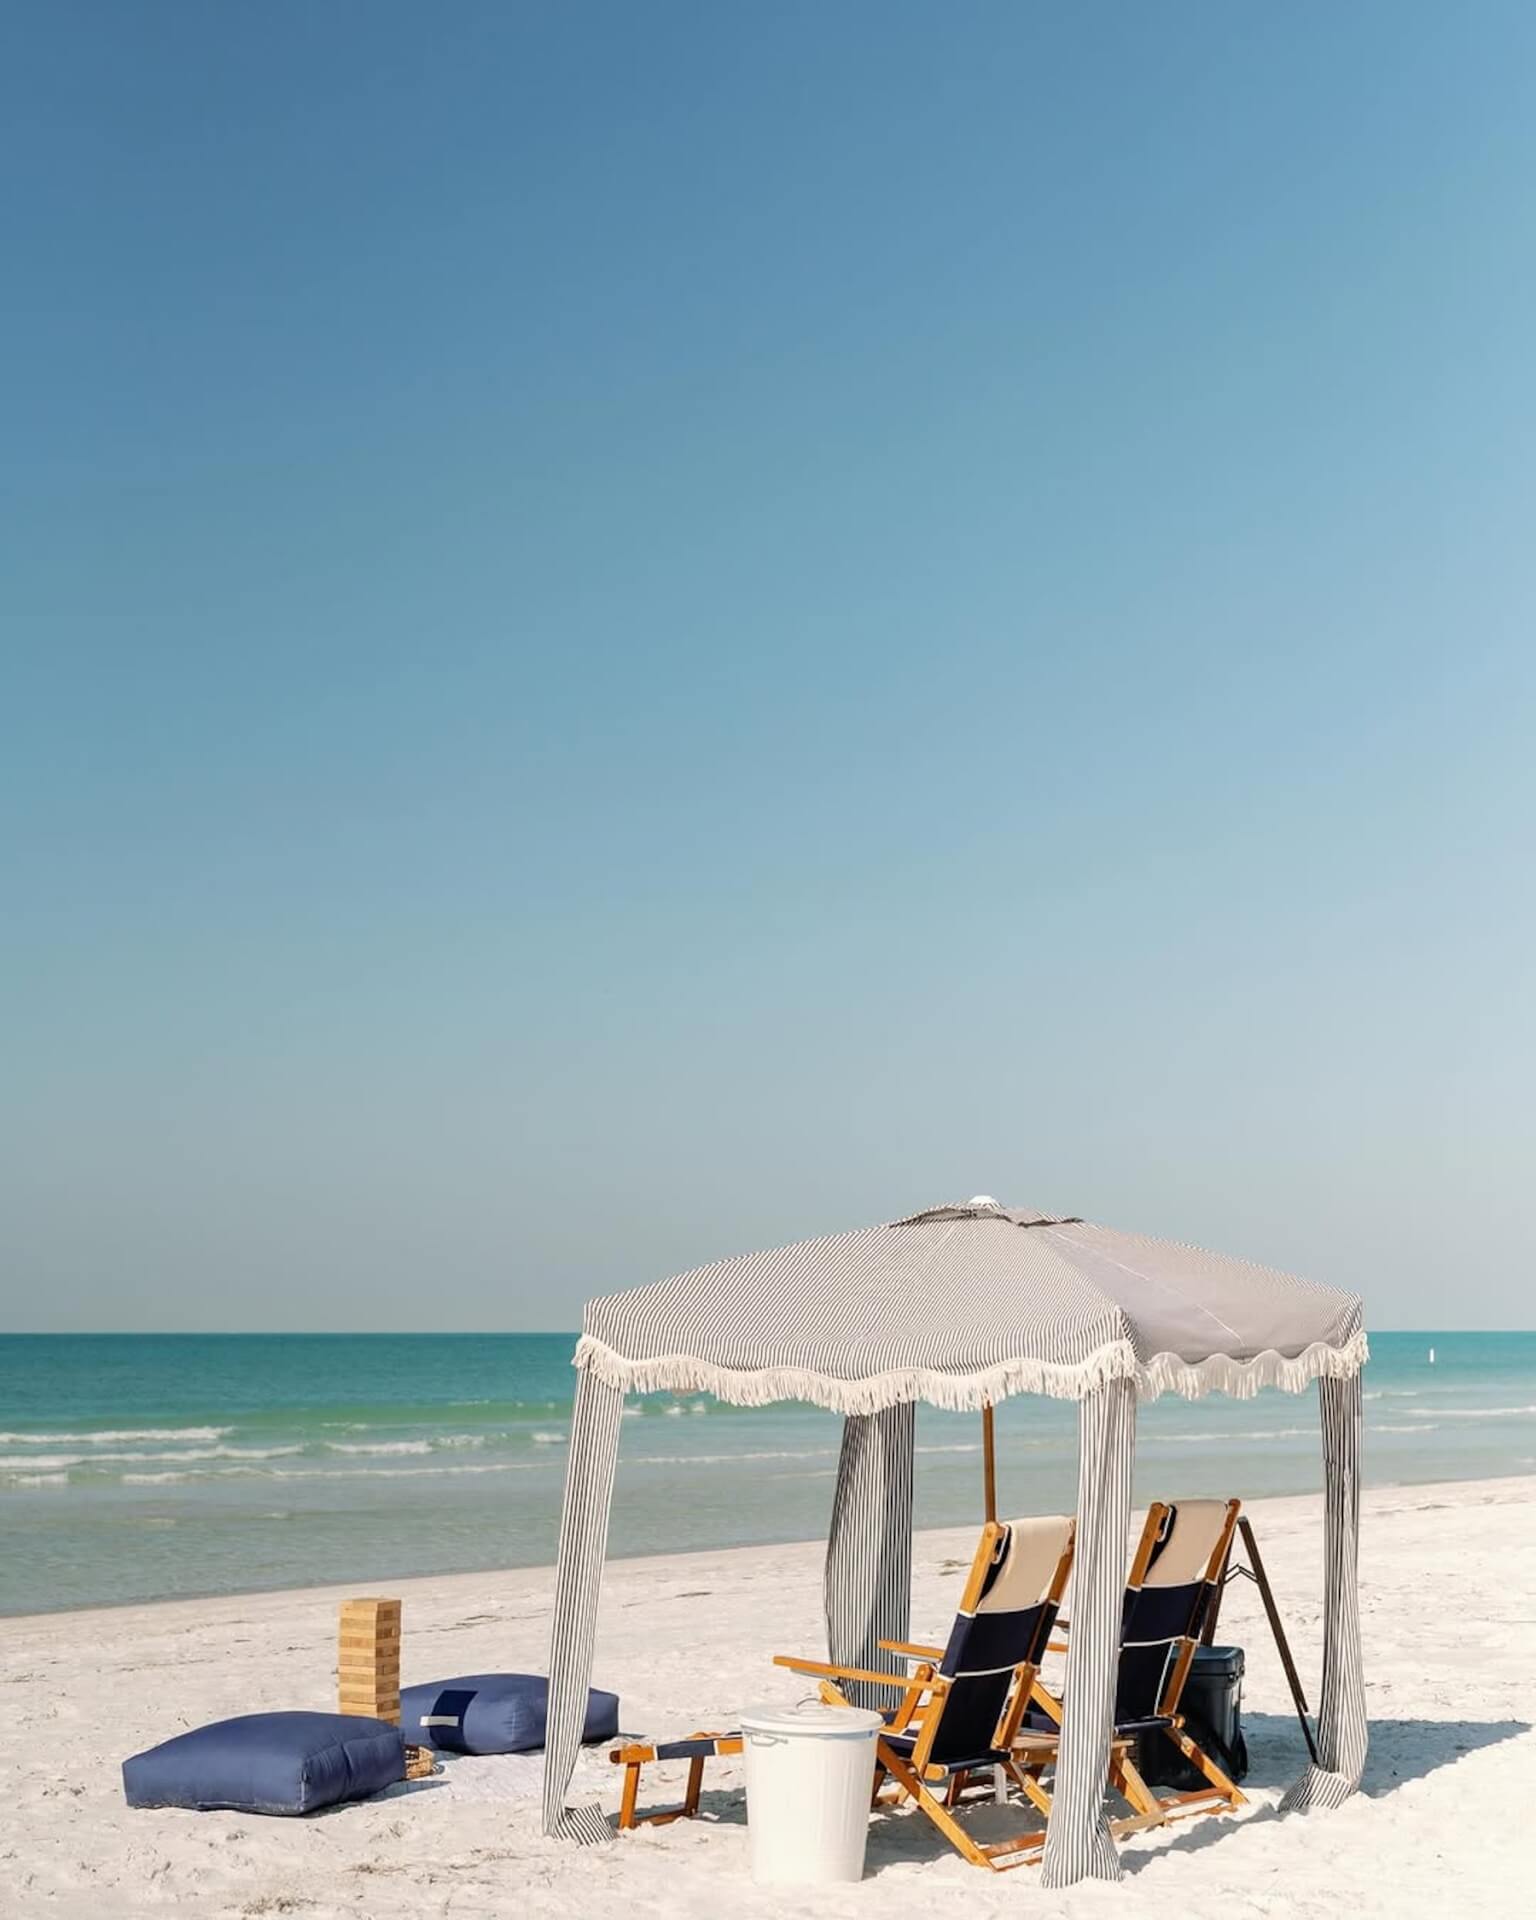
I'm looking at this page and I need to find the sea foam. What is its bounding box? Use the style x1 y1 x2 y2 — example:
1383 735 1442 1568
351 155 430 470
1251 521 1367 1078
0 1427 233 1445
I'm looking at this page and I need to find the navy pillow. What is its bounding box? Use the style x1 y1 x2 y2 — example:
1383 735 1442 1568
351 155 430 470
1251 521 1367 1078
123 1711 404 1815
400 1673 618 1755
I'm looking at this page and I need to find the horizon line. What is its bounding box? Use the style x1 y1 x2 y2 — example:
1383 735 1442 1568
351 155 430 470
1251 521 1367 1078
1 1326 1527 1339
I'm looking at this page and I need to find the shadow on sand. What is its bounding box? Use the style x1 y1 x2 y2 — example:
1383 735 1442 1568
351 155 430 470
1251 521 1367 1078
1238 1708 1529 1796
1114 1709 1532 1873
668 1710 1531 1868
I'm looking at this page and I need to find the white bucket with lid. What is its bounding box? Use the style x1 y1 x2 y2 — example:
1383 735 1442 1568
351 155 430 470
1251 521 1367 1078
739 1700 883 1885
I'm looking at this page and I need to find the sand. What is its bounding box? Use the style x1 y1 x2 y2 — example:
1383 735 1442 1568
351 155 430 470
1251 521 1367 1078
2 1475 1532 1918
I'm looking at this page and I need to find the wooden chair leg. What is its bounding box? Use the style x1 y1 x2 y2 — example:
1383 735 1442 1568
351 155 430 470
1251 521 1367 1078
684 1755 705 1817
1111 1747 1161 1819
618 1760 640 1831
1004 1757 1054 1819
1164 1726 1246 1809
880 1750 999 1871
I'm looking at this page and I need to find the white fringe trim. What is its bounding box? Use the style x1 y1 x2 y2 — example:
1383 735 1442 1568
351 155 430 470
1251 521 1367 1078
573 1328 1368 1412
1136 1331 1369 1402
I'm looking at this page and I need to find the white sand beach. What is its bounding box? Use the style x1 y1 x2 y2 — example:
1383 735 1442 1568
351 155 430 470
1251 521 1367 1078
2 1476 1531 1919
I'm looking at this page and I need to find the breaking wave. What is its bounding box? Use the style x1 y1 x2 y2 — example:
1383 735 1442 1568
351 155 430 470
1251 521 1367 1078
0 1427 232 1445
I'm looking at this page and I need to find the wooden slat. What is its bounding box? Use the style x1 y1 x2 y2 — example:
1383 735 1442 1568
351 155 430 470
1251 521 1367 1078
337 1594 402 1725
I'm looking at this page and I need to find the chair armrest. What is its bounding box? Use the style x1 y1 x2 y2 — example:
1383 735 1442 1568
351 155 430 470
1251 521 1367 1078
1046 1640 1069 1654
774 1654 942 1691
878 1640 945 1661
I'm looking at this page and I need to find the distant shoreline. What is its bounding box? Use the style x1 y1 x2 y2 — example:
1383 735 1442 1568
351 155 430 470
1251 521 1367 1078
6 1329 1534 1615
4 1471 1532 1630
5 1475 1534 1918
6 1466 1536 1626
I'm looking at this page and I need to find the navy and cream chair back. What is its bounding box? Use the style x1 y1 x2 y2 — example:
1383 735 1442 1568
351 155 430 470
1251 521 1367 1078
1015 1495 1247 1837
1115 1498 1239 1732
921 1514 1076 1768
775 1510 1078 1869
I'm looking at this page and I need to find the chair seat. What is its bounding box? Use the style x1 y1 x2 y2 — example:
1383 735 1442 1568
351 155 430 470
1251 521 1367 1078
882 1731 1008 1777
652 1734 739 1761
1021 1704 1172 1738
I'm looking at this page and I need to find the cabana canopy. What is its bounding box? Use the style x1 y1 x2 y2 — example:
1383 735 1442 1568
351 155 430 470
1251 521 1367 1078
576 1198 1367 1410
544 1198 1368 1886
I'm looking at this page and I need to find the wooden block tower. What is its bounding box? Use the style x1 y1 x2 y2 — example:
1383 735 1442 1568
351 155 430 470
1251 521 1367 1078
337 1596 401 1725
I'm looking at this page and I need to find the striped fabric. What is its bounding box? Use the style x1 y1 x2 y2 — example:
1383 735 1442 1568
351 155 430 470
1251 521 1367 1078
541 1368 625 1846
575 1199 1366 1411
541 1198 1369 1879
1041 1378 1137 1887
1280 1373 1368 1811
823 1404 914 1709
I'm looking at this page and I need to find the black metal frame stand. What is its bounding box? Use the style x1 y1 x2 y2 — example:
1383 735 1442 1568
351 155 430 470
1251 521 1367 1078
1202 1516 1319 1764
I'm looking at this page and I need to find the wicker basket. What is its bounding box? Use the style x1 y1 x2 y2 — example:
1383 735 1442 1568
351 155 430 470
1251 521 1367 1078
404 1744 437 1780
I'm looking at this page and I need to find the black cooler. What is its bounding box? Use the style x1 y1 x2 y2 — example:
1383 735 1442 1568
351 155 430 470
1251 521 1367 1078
1136 1643 1248 1788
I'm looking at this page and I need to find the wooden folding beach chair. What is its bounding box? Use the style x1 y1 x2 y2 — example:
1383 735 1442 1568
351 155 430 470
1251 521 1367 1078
1019 1497 1247 1830
772 1513 1082 1870
610 1516 1080 1855
609 1730 744 1830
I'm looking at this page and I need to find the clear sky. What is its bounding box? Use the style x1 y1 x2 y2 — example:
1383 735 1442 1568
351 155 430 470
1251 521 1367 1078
2 3 1533 1333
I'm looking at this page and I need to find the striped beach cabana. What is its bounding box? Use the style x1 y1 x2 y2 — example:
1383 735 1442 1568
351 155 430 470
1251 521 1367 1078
542 1197 1368 1887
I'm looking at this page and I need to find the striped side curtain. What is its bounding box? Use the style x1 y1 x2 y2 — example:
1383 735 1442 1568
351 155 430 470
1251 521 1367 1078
1281 1372 1368 1810
542 1368 626 1843
823 1404 915 1707
1040 1376 1136 1887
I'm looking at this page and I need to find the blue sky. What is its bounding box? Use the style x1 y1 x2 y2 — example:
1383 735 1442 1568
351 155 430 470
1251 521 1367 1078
3 2 1533 1331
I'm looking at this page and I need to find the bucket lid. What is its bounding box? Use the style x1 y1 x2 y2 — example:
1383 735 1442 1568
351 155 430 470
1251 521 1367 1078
739 1701 884 1739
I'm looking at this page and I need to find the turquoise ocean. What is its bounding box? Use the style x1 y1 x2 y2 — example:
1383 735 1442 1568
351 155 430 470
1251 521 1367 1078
2 1331 1532 1616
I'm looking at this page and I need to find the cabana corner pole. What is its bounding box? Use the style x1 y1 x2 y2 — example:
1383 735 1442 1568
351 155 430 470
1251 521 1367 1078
542 1368 626 1843
1280 1372 1368 1809
824 1403 916 1709
1040 1375 1137 1886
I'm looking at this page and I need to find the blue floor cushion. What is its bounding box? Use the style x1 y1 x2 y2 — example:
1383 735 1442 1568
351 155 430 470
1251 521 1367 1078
123 1711 404 1815
400 1673 619 1755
